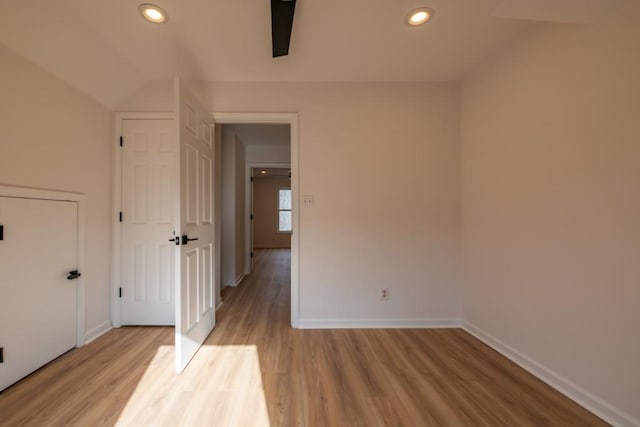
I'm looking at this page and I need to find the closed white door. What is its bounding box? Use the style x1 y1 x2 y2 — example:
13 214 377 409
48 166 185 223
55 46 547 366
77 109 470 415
0 196 78 391
121 119 176 325
174 77 216 373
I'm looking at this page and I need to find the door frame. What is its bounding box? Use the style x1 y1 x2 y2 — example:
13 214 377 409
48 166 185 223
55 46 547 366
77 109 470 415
212 113 300 328
111 112 175 328
247 162 291 264
0 184 86 345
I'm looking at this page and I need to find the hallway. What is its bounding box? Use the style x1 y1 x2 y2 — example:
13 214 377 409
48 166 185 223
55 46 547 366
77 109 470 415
0 249 605 426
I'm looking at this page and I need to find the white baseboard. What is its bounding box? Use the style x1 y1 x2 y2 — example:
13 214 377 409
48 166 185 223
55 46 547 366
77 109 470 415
84 320 113 345
224 272 245 288
463 321 639 427
298 317 462 329
231 272 245 287
216 299 223 311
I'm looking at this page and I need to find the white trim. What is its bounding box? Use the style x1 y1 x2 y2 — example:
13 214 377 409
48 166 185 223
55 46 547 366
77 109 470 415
0 184 87 347
212 112 300 328
215 300 223 311
112 112 175 328
463 321 639 427
298 318 462 329
226 272 245 287
84 321 113 345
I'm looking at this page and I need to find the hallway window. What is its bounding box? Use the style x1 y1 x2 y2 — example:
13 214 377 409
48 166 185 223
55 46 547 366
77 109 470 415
278 189 292 232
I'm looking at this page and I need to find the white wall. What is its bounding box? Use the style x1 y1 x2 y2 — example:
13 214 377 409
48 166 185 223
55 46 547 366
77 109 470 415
0 43 113 338
214 125 222 307
220 127 235 287
116 80 173 112
234 137 246 280
460 2 640 424
246 145 290 164
220 128 246 287
202 82 462 325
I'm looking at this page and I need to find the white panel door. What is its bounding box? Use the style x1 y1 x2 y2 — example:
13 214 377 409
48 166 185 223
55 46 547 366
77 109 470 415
174 77 216 373
175 78 216 372
121 119 176 325
0 197 77 391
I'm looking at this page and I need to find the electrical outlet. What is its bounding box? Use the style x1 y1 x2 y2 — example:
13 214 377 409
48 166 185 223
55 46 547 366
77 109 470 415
381 288 390 301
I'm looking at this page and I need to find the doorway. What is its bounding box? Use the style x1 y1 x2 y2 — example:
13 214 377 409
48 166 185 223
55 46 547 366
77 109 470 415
111 113 300 330
251 167 292 251
214 114 299 327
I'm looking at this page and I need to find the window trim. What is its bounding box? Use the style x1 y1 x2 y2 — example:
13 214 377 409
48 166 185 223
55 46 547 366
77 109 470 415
277 187 292 234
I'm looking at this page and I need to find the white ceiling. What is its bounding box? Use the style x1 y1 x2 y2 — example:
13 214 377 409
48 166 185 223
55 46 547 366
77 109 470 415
493 0 623 24
0 0 622 108
225 124 290 147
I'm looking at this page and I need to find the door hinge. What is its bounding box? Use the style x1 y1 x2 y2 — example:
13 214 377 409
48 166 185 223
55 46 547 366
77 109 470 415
119 212 123 222
250 214 253 220
119 136 123 147
119 287 122 298
67 270 82 280
250 176 254 182
0 224 3 241
0 347 3 363
250 251 254 258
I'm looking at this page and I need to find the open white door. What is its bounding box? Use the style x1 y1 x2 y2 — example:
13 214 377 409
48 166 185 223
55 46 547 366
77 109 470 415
174 77 215 373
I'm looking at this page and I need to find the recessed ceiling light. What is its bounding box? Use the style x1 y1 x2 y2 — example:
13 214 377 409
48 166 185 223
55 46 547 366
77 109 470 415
407 7 434 26
260 170 267 174
138 4 168 23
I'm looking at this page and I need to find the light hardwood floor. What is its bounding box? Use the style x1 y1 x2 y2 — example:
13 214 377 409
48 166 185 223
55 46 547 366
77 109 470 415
0 249 607 426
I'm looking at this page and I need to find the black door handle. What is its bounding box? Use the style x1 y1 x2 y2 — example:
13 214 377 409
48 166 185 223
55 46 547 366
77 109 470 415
181 235 199 245
67 270 81 280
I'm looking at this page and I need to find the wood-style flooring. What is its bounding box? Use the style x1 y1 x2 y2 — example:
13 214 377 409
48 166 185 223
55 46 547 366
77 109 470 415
0 249 607 426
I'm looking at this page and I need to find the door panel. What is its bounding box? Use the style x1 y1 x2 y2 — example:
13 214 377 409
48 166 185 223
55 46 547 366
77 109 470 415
0 197 77 391
174 77 216 373
121 119 176 325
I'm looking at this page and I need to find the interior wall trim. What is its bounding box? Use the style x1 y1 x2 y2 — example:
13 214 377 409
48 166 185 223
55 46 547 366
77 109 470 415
463 321 639 427
298 318 462 329
84 321 113 345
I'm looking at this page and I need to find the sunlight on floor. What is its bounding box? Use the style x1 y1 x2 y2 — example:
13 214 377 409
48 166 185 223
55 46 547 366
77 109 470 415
116 345 270 426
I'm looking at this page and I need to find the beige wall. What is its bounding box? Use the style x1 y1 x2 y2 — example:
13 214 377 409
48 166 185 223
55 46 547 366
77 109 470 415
246 145 290 164
201 81 462 323
220 128 246 287
460 2 640 424
253 175 291 249
0 43 113 338
234 138 245 278
117 80 173 112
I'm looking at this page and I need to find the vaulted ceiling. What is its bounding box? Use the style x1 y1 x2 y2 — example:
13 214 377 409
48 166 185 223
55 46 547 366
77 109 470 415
0 0 622 108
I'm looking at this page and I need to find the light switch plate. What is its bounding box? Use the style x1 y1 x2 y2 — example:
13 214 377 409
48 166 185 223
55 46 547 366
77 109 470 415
303 195 314 208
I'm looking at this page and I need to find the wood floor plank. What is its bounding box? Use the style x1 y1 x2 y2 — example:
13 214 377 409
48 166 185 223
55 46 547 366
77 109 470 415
0 249 608 426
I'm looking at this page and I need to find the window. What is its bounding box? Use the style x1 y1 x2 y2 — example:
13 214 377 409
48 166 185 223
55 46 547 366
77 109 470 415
278 189 292 232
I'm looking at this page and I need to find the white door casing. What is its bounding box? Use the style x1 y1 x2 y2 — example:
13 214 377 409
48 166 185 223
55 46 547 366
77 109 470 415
0 196 78 391
250 168 254 272
174 77 216 373
121 119 176 325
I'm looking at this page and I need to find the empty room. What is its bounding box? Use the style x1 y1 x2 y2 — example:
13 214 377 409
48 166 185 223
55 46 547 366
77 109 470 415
0 0 638 425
